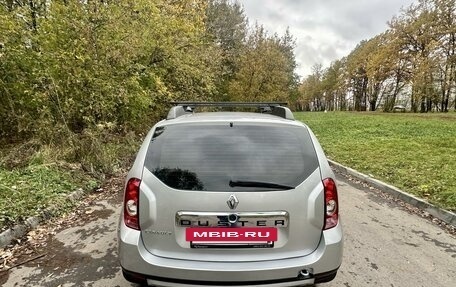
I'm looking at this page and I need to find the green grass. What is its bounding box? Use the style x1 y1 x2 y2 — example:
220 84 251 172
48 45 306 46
0 164 97 229
0 132 141 231
295 112 456 211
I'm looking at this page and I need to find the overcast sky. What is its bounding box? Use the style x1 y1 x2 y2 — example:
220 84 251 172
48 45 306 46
238 0 416 78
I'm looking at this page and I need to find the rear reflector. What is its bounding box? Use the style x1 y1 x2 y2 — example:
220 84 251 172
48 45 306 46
323 178 338 230
124 178 141 230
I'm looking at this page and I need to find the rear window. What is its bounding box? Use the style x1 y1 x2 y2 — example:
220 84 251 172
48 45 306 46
144 123 319 191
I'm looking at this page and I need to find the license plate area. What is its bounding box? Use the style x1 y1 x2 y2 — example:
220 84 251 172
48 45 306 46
187 227 277 249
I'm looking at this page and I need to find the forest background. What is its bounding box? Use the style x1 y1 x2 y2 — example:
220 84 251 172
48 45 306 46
0 0 455 228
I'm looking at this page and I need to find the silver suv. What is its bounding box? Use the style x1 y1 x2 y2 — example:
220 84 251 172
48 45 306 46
118 102 343 286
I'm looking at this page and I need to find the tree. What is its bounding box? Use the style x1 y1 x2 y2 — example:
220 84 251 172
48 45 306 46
346 41 369 111
301 0 456 113
389 1 439 112
205 0 247 99
0 0 221 140
373 30 412 112
228 25 298 102
363 35 391 111
322 60 347 111
432 0 456 112
299 64 324 111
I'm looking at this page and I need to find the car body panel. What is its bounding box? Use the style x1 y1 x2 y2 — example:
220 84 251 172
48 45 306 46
139 167 324 261
118 109 343 286
118 218 342 283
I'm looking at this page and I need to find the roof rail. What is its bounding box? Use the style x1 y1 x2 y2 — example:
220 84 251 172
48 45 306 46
170 101 287 107
167 102 294 120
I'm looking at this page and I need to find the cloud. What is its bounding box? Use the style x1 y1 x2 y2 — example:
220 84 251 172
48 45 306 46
238 0 416 77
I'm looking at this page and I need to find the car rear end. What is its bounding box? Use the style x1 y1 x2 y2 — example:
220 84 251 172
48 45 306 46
118 112 342 286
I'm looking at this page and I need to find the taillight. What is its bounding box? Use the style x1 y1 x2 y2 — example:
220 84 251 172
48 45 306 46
124 178 141 230
323 178 338 230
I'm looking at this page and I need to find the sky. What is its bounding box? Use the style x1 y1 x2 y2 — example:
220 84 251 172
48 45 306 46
238 0 417 78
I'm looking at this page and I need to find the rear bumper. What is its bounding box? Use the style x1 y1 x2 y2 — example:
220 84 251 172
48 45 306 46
122 268 338 287
118 220 342 286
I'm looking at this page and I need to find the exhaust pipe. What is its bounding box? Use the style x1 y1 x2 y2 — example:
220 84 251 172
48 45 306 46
298 268 313 279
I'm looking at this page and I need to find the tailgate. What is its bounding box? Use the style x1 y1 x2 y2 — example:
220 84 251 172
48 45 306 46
139 168 324 262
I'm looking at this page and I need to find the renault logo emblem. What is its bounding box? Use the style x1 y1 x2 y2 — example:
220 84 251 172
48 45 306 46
227 194 239 210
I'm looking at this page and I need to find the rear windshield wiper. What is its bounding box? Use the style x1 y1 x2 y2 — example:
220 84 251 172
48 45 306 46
229 180 294 190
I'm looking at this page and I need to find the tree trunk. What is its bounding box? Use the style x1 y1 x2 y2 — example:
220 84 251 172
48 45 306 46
443 97 449 112
426 98 432 112
369 101 376 111
411 88 418 113
420 98 426 113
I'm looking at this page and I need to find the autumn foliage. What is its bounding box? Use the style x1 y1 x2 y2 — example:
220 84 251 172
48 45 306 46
298 0 456 113
0 0 298 173
0 0 298 146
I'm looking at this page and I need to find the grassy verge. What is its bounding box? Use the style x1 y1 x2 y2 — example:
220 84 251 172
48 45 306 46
0 164 97 229
295 112 456 211
0 133 142 231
